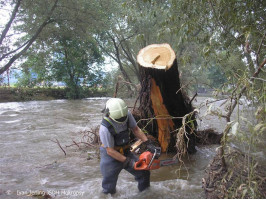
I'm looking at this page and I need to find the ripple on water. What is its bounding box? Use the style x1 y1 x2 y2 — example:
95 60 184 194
3 119 21 124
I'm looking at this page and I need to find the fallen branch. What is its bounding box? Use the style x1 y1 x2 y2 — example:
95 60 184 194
65 127 100 149
189 92 198 105
72 140 80 148
50 139 66 156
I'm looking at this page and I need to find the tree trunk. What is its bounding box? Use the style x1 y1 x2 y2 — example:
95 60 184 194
136 43 197 153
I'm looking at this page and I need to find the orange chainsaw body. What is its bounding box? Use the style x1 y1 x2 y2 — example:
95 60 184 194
134 151 160 170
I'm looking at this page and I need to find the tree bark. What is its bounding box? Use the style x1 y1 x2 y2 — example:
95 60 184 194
136 43 197 153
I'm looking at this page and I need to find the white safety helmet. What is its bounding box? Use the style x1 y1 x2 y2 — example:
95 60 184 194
105 98 128 123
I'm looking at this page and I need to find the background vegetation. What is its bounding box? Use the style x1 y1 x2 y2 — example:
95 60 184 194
0 0 265 198
1 0 264 98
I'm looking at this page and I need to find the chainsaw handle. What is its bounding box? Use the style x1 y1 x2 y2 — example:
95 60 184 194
134 151 161 170
134 158 149 170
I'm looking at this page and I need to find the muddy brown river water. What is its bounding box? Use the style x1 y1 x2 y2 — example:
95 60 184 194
0 97 264 198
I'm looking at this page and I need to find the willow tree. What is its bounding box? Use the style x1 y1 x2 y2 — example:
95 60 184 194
0 0 106 75
0 0 59 75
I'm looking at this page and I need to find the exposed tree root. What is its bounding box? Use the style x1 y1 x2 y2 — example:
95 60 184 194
133 109 224 155
195 128 223 145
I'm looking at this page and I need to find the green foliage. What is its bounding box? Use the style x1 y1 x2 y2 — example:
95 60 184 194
15 47 53 87
1 0 265 197
15 70 35 88
0 76 4 85
2 0 265 96
1 0 109 98
49 37 103 99
207 65 227 89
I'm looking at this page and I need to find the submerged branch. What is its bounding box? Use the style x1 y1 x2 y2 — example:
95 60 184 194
50 139 66 156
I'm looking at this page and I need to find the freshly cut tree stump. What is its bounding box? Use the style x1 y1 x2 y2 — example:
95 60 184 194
137 43 196 153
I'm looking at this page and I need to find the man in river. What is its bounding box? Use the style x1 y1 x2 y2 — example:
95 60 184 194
99 98 155 194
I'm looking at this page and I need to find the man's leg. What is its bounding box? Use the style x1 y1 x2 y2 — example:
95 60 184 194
100 147 123 194
124 152 150 192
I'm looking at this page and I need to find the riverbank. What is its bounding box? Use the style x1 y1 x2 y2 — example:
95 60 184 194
0 87 107 102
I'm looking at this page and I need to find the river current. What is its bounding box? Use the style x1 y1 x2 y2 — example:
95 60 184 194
0 97 262 199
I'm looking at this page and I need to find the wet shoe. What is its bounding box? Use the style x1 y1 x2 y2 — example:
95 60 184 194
102 189 116 195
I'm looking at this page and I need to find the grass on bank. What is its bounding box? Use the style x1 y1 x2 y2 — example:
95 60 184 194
0 86 108 102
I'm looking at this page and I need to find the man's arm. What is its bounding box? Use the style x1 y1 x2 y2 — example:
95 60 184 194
132 126 148 142
106 126 147 162
106 147 126 162
100 125 126 162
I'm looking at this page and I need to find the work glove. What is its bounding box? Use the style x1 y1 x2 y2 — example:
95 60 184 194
123 157 135 169
144 140 161 159
144 140 157 153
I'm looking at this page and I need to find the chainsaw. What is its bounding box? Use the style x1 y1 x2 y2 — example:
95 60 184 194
134 147 178 170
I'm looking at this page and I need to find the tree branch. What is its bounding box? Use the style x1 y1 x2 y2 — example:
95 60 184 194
224 59 266 122
118 35 140 80
94 36 119 63
0 0 59 75
0 40 29 61
108 32 132 84
0 0 22 45
256 32 266 67
50 139 66 156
